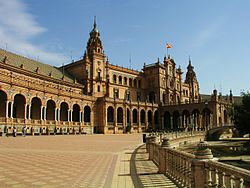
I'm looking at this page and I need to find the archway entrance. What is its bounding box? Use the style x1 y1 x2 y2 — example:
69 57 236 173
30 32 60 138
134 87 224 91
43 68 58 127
13 94 26 119
0 90 7 118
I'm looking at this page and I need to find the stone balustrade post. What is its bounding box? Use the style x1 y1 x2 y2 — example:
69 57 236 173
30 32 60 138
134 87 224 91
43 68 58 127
158 137 171 174
191 141 213 188
145 135 151 152
148 135 157 160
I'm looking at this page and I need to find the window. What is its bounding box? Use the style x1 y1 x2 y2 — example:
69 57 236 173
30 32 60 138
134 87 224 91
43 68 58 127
113 75 117 83
124 77 127 85
119 76 122 84
129 78 132 87
97 85 100 92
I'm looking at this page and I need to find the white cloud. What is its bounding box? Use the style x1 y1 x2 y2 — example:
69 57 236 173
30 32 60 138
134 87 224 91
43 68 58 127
0 0 68 66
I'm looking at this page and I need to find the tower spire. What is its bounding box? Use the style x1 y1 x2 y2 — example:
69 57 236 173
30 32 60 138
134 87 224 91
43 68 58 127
93 16 97 30
189 56 191 65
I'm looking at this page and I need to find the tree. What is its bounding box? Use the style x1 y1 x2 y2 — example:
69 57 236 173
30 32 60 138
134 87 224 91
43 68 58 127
232 92 250 136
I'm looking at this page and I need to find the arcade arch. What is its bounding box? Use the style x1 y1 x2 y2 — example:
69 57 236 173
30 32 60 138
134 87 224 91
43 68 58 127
13 94 26 119
0 90 7 117
84 106 91 123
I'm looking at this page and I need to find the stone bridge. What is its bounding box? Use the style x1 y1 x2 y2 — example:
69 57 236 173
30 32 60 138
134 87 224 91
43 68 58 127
205 125 235 141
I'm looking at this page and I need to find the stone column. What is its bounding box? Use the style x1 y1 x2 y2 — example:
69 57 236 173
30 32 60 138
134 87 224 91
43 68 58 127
90 108 94 134
152 112 155 131
44 107 47 120
130 109 133 132
54 108 57 121
148 135 157 160
6 101 9 118
71 110 73 122
10 101 14 118
170 116 173 130
191 141 213 188
40 107 43 120
210 115 213 129
24 104 27 120
161 116 164 130
191 114 194 133
158 137 171 174
138 109 141 133
183 115 186 130
114 107 117 129
28 105 31 120
199 115 202 131
58 109 60 121
123 107 126 132
68 110 70 122
179 115 183 130
79 111 82 122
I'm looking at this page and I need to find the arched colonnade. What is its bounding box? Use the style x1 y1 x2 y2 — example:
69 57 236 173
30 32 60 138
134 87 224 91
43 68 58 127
163 108 214 131
0 90 92 124
106 105 159 131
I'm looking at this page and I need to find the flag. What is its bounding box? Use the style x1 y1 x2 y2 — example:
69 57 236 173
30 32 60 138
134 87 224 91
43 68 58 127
166 43 172 48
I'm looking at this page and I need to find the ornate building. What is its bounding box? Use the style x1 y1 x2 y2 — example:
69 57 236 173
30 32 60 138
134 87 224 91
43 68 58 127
0 19 234 135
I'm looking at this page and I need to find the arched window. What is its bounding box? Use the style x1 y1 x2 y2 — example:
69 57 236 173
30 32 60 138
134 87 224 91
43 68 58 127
113 75 117 84
118 76 122 84
124 77 127 85
84 106 91 122
107 106 114 123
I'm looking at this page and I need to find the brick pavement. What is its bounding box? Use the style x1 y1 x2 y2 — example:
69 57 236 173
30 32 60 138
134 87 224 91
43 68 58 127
0 134 141 188
111 145 177 188
0 134 177 188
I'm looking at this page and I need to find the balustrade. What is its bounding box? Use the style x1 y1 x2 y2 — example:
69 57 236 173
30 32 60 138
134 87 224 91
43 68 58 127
205 160 250 187
145 133 250 188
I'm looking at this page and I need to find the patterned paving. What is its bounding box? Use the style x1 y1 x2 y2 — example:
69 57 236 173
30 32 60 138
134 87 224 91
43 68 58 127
0 134 141 188
111 145 178 188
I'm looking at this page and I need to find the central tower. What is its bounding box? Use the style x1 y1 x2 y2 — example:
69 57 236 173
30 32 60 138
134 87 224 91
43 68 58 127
83 17 106 97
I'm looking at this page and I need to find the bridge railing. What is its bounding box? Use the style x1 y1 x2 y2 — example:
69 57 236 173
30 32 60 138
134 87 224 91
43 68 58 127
146 133 250 188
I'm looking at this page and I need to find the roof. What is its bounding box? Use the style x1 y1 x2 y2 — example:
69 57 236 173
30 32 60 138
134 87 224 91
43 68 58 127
0 49 75 83
200 94 242 105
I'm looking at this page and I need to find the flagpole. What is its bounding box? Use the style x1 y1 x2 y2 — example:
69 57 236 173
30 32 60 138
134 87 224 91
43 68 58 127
166 43 172 58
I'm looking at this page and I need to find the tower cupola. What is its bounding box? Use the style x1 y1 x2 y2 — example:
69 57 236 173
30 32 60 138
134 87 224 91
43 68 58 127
86 17 103 57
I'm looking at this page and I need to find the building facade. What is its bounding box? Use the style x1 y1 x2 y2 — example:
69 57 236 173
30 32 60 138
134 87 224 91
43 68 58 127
0 20 233 135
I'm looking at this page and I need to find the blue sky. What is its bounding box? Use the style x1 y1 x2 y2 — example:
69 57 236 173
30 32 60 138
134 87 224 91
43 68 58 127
0 0 249 95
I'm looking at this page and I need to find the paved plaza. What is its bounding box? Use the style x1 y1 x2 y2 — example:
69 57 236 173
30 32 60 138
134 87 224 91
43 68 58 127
0 134 177 188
